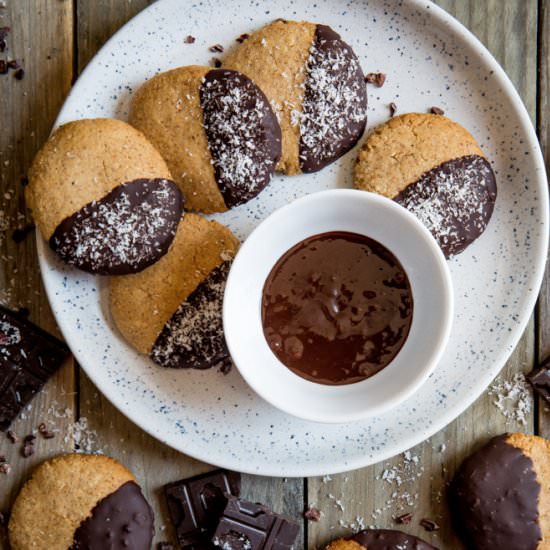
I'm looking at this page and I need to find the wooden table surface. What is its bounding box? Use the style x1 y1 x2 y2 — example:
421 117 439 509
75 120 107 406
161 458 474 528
0 1 548 549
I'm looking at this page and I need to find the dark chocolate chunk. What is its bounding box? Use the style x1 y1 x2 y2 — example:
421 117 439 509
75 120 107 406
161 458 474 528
236 33 249 43
7 59 18 70
38 422 55 439
50 178 183 275
211 58 222 68
352 529 438 550
184 35 196 44
151 261 231 369
394 155 497 258
389 102 397 117
365 72 386 87
13 68 24 80
164 469 241 549
449 434 541 550
527 357 550 403
0 26 8 53
212 496 299 550
209 44 224 53
12 223 35 243
0 60 7 74
299 24 367 173
430 106 445 115
200 69 281 208
419 519 439 532
6 430 17 443
0 306 70 431
71 481 154 550
21 440 34 458
395 512 413 524
304 507 321 521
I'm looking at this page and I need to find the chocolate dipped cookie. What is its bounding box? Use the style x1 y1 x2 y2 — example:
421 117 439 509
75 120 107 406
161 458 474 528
129 66 281 213
224 20 368 174
354 113 497 258
8 453 154 550
326 529 438 550
110 213 239 369
26 118 183 275
449 433 549 550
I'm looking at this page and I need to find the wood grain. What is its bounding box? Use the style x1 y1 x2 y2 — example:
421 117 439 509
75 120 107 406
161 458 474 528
307 1 539 548
0 0 75 537
537 0 550 439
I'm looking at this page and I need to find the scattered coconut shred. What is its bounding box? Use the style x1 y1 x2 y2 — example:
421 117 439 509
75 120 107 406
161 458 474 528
488 372 532 425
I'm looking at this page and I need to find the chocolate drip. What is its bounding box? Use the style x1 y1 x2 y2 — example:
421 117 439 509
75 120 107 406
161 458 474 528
71 481 154 550
299 24 367 172
394 155 497 258
200 69 281 208
352 529 438 550
449 434 541 550
50 178 183 275
0 306 70 430
150 261 231 369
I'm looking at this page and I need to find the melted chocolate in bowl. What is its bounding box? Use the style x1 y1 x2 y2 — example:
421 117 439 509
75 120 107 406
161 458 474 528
261 232 413 385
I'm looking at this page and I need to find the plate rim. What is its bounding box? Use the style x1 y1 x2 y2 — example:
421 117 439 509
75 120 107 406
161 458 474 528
37 0 549 477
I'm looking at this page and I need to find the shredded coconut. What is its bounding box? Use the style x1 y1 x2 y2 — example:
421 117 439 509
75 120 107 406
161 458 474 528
489 372 532 425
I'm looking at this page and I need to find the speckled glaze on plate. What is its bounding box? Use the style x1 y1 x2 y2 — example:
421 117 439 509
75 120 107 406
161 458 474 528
37 0 548 476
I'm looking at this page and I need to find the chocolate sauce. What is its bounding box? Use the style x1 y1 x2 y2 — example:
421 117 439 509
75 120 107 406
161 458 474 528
261 232 413 385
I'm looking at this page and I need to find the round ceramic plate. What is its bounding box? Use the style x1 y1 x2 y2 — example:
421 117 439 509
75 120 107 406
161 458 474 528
38 0 548 476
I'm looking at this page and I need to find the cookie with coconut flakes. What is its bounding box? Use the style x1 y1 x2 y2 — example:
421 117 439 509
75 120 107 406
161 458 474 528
354 113 497 258
26 118 183 275
224 20 368 175
325 530 438 550
449 433 550 550
8 453 154 550
110 213 239 369
129 65 281 214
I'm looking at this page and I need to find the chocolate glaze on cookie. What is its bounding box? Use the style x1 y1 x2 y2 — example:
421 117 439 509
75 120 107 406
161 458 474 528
150 261 231 369
449 434 541 550
394 155 496 258
50 178 183 275
352 529 438 550
299 24 367 173
71 481 154 550
200 69 281 208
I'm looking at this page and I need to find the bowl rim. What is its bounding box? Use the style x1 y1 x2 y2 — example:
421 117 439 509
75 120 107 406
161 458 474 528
223 189 454 423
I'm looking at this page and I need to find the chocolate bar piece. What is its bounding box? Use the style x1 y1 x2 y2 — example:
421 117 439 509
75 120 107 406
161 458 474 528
212 496 299 550
164 469 241 549
0 306 70 431
527 357 550 403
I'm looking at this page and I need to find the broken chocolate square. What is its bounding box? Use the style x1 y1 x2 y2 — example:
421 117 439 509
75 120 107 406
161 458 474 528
164 469 241 549
212 496 299 550
0 306 70 431
527 358 550 403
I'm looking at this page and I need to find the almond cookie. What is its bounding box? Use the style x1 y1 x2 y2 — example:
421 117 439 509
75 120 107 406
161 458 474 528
129 66 281 213
110 213 239 369
8 453 154 550
354 113 497 258
325 529 438 549
449 433 550 550
224 20 368 175
26 118 183 275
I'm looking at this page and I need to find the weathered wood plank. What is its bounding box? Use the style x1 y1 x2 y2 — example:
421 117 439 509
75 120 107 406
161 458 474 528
0 0 75 540
307 1 539 548
537 0 550 439
74 1 304 546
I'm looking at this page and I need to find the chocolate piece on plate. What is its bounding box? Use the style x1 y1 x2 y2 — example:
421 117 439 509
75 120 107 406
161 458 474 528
212 495 299 550
0 306 70 431
164 469 241 549
527 357 550 403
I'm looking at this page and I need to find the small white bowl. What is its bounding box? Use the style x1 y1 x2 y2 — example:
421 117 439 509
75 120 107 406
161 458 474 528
223 189 453 424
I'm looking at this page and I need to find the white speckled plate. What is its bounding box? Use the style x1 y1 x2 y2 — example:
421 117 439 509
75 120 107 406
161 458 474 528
37 0 548 476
